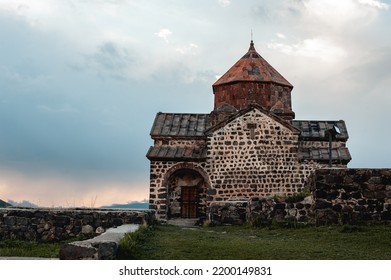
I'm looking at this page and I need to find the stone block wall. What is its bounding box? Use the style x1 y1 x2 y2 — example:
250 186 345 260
307 168 391 225
0 208 153 241
205 109 316 200
149 161 208 220
207 197 314 226
213 82 294 120
208 168 391 226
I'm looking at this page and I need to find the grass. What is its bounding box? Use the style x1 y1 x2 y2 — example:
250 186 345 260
0 240 62 258
118 224 391 260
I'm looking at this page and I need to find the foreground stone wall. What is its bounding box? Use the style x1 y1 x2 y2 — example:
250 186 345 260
0 208 153 241
308 168 391 225
208 168 391 226
208 198 313 226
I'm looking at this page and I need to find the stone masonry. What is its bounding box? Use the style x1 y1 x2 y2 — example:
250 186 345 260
147 41 351 220
205 107 320 200
207 168 391 226
0 208 153 241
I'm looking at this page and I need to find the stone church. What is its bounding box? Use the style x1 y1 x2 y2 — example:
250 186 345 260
147 41 351 220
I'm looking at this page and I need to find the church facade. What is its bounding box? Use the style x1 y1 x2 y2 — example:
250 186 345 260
147 41 351 220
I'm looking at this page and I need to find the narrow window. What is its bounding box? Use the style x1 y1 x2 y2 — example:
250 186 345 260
247 123 257 139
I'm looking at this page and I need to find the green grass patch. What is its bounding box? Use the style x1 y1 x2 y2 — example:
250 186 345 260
0 240 63 258
117 225 153 259
120 224 391 260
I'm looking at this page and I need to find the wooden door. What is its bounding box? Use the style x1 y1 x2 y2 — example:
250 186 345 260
181 186 198 218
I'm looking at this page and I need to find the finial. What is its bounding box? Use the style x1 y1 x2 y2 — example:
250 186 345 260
249 30 255 51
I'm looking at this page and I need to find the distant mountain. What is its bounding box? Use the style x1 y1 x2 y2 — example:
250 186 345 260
7 200 38 208
101 200 149 209
0 199 12 208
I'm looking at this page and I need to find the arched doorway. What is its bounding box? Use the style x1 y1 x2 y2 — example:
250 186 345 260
165 168 208 219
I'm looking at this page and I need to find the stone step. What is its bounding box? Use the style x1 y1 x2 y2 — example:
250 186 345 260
59 224 139 260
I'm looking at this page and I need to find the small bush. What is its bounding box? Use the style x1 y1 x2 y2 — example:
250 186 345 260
117 225 153 259
285 190 310 204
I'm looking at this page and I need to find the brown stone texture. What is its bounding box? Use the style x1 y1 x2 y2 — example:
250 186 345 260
213 82 294 120
205 108 318 201
0 208 152 241
307 168 391 224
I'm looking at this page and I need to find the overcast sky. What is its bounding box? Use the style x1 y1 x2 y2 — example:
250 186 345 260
0 0 390 207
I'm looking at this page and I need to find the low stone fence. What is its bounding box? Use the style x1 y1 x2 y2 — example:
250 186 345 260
0 207 154 241
308 168 391 225
207 168 391 226
207 198 313 226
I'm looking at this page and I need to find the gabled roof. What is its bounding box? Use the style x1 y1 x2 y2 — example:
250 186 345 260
213 41 293 88
150 113 211 138
298 147 351 164
146 146 207 161
205 104 301 136
293 120 349 141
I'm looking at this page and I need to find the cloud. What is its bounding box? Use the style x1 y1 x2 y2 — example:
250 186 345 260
268 37 345 62
218 0 231 7
86 41 135 80
358 0 390 10
302 0 382 28
155 28 173 43
175 43 199 55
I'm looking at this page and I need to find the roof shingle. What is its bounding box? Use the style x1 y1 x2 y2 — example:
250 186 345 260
150 113 210 138
293 120 349 141
146 146 207 161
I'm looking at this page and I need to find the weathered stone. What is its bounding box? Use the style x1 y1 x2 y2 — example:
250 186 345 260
97 242 118 260
314 190 327 199
275 203 286 210
342 205 353 213
314 199 332 209
332 204 343 212
381 211 391 221
59 243 97 260
295 202 304 209
4 216 16 226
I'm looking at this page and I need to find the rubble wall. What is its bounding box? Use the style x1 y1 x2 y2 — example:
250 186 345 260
208 168 391 226
0 208 153 241
205 109 319 201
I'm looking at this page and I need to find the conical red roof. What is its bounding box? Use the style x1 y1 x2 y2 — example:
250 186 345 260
213 41 293 88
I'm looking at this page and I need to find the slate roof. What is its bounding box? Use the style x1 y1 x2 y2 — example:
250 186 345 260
150 113 210 138
292 120 349 141
149 111 351 163
298 147 352 164
146 146 207 161
213 41 293 88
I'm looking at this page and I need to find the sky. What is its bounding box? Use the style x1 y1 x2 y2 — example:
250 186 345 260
0 0 390 207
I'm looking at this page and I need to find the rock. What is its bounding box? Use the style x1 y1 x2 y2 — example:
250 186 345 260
97 242 118 260
95 226 105 234
275 203 286 210
44 223 52 230
314 199 332 209
59 243 97 260
82 225 94 235
4 216 16 226
296 202 304 209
